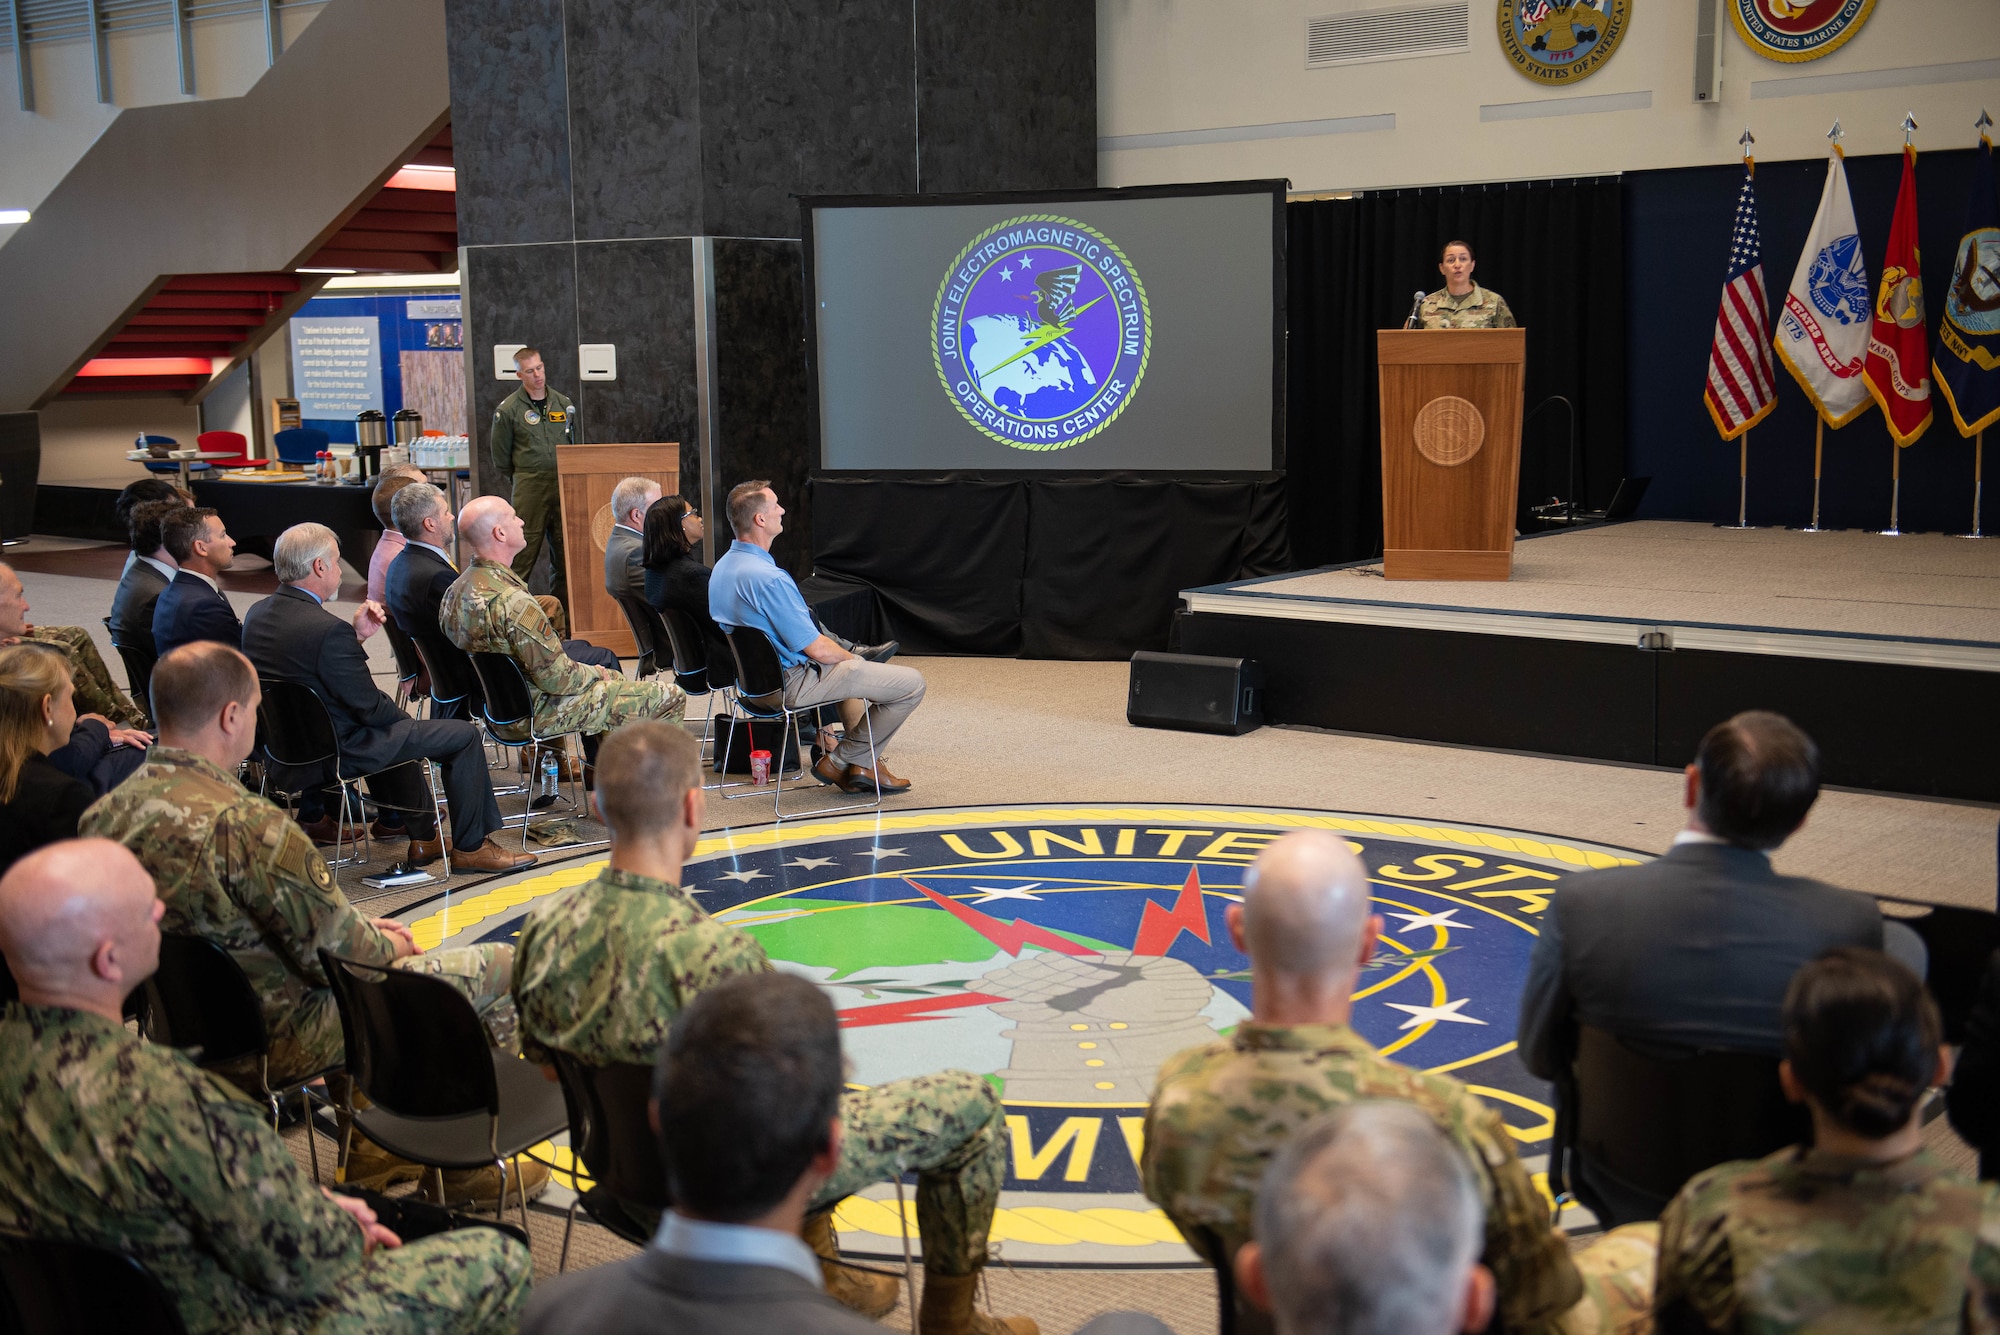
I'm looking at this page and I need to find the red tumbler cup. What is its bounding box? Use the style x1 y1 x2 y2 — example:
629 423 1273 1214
750 749 772 785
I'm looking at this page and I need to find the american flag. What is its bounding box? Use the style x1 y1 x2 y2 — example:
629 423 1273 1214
1703 165 1777 440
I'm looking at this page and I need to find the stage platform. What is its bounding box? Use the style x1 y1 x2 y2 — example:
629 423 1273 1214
1178 522 2000 802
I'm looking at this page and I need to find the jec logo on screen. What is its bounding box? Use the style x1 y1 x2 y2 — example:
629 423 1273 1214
932 214 1152 451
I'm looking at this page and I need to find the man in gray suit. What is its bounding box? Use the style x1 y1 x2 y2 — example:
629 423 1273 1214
520 972 892 1335
602 475 659 605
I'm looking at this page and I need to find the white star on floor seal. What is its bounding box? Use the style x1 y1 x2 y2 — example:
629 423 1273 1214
969 883 1044 903
1386 908 1471 933
1383 998 1487 1030
716 869 768 883
784 856 836 870
860 847 907 860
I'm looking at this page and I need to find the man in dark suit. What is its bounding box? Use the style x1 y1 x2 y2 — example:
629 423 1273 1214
603 475 659 604
384 482 471 720
109 499 183 656
519 972 900 1335
241 523 533 874
1518 711 1899 1217
153 507 243 657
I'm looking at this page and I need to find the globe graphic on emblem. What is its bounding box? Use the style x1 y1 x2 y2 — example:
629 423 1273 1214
962 313 1098 419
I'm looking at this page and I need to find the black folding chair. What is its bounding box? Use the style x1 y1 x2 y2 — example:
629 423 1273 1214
317 949 568 1235
612 593 662 680
653 605 727 780
1549 1024 1808 1227
0 1236 187 1335
382 618 427 713
254 679 451 880
722 626 880 821
1876 899 2000 1044
465 652 604 848
141 933 336 1182
408 625 483 723
549 1053 670 1270
102 617 157 726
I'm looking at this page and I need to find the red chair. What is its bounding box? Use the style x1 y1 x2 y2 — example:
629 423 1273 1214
195 430 259 469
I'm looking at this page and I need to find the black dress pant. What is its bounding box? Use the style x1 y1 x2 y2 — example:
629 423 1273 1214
359 718 501 851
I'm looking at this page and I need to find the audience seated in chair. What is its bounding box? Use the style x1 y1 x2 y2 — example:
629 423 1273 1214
240 523 533 874
2 641 150 804
0 838 533 1335
113 476 190 574
365 466 428 607
0 559 148 727
1237 1103 1496 1335
151 507 244 658
523 970 1012 1335
710 480 916 794
641 494 736 690
78 642 543 1208
1142 829 1655 1335
1517 711 1919 1221
442 496 684 778
1655 947 1998 1331
510 720 1032 1333
385 482 475 721
0 646 98 875
604 475 661 606
111 498 187 659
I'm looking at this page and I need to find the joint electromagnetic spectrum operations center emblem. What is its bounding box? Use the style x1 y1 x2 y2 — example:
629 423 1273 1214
933 215 1151 451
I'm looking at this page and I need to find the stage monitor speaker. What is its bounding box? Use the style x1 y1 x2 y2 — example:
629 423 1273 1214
1693 0 1723 102
1128 651 1265 736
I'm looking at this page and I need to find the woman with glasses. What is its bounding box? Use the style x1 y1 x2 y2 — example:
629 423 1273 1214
641 496 737 689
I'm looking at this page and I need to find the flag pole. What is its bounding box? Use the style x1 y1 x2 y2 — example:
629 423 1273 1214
1884 443 1903 537
1971 430 1986 539
1738 435 1749 526
1804 417 1825 531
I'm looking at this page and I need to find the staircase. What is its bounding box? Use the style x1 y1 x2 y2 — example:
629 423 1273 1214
0 0 452 410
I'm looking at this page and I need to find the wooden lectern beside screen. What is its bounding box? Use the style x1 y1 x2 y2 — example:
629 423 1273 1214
556 442 679 657
1376 328 1525 580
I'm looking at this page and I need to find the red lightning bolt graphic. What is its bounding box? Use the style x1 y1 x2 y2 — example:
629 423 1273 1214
837 992 1007 1028
1131 866 1214 957
906 880 1097 957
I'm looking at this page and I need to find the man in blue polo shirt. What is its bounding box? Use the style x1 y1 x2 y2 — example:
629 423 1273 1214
710 481 924 794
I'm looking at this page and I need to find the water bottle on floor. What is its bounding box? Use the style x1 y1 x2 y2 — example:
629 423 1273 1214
533 751 560 809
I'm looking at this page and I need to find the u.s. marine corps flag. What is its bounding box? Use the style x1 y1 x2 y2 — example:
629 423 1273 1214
1776 144 1873 425
1935 122 2000 436
1864 143 1933 446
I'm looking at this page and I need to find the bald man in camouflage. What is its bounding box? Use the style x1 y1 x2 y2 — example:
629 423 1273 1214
0 838 530 1334
1143 831 1656 1335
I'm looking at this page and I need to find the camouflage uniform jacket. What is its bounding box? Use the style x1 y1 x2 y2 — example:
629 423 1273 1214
1656 1145 2000 1333
1420 284 1518 329
439 557 641 740
512 865 769 1066
1143 1021 1583 1334
78 746 400 1085
0 1004 374 1334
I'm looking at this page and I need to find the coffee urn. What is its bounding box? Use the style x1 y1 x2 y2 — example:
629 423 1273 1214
354 410 388 480
393 408 424 449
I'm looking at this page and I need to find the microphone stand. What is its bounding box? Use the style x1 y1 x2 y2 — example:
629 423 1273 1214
1402 290 1425 330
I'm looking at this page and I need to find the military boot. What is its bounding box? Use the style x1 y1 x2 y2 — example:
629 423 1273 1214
918 1270 1038 1335
337 1132 424 1191
439 1155 552 1210
802 1212 899 1318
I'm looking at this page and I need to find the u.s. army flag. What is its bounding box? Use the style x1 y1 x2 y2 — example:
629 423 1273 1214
1775 147 1874 426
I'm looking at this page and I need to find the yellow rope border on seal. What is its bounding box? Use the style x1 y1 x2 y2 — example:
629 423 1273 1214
406 805 1638 949
930 214 1152 452
1727 0 1877 64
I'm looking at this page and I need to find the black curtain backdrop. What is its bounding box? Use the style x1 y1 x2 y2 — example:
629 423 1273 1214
1624 147 1982 532
811 472 1289 658
1285 180 1628 568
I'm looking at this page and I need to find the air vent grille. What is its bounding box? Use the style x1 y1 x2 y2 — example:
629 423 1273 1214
1307 3 1470 69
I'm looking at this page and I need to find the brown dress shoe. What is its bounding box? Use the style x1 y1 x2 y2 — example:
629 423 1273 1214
404 834 446 867
812 752 851 788
296 813 341 846
846 763 911 795
447 837 537 873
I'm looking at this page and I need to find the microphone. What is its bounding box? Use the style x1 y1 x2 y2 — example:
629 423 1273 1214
1403 290 1426 330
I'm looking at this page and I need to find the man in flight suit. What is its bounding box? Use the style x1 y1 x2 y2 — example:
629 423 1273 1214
489 346 575 613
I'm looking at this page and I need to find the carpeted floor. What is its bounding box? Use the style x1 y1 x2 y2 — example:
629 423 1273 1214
1246 520 2000 642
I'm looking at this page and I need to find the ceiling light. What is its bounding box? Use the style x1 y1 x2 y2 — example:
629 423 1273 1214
296 267 358 274
0 210 28 224
76 357 212 377
386 164 456 192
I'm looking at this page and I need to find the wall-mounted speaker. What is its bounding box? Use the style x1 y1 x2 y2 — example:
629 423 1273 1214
1128 651 1266 736
1693 0 1724 103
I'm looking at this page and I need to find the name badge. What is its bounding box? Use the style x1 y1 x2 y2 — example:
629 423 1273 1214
523 410 540 425
547 410 566 423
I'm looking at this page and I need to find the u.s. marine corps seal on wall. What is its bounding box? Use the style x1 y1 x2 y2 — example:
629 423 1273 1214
402 802 1648 1264
1729 0 1876 63
1497 0 1631 85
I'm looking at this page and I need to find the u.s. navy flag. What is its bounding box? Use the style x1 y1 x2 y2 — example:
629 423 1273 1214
1935 130 2000 436
1705 162 1777 440
1864 144 1933 446
1776 147 1874 426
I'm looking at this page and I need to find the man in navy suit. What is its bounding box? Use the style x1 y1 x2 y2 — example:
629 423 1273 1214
152 507 243 658
242 523 534 874
383 483 470 719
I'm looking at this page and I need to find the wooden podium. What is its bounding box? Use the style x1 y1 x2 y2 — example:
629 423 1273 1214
1376 328 1525 580
556 442 679 657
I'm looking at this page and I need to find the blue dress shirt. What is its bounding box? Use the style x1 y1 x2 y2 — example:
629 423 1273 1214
709 540 820 670
652 1210 823 1289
